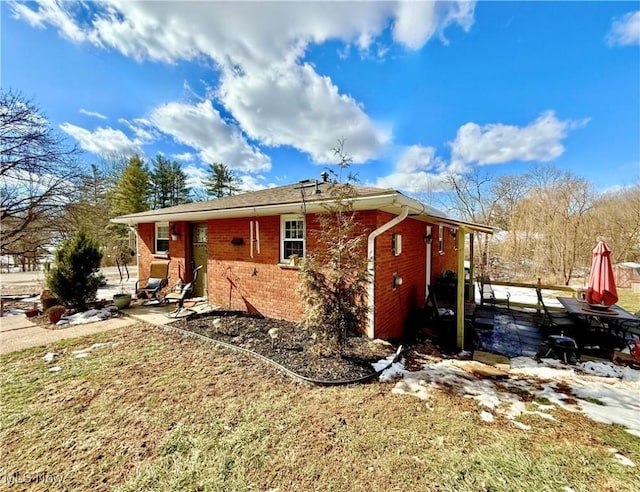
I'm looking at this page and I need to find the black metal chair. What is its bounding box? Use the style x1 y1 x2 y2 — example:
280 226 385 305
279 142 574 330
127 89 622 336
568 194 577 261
165 265 203 317
478 275 510 311
535 288 575 329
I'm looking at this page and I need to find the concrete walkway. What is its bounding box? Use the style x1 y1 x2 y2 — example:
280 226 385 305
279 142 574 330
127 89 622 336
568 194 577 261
0 298 215 355
0 315 136 355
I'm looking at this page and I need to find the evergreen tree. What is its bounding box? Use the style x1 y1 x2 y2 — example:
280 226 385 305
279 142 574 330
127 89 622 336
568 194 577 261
203 162 240 198
150 154 191 208
296 142 368 353
46 231 103 310
110 155 150 216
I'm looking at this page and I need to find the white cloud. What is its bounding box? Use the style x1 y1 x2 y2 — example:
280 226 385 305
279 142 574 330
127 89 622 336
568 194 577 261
117 118 160 144
376 171 448 194
79 108 107 120
219 61 389 164
182 164 208 192
11 0 476 167
393 1 438 50
150 99 271 173
173 152 195 162
376 110 587 194
59 123 142 156
10 0 88 43
376 144 450 192
396 145 439 173
606 11 640 46
450 111 588 168
237 175 272 192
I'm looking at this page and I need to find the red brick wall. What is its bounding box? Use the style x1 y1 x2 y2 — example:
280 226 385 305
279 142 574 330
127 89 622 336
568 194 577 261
205 216 303 320
137 223 155 281
135 211 454 340
430 225 460 285
372 213 427 340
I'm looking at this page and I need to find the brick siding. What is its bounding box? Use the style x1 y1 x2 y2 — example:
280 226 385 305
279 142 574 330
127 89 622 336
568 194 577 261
137 211 454 340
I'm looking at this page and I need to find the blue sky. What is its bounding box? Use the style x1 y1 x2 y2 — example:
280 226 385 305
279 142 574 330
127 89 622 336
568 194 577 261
3 1 639 196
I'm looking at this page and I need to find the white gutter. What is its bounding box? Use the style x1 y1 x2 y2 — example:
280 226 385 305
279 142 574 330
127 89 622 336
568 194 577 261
425 225 432 298
110 192 493 234
366 205 409 338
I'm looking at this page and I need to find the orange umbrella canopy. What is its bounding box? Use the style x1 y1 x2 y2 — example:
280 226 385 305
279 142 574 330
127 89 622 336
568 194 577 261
585 241 618 306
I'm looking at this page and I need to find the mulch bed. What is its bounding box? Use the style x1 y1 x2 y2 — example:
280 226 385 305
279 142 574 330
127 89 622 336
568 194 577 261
173 313 398 381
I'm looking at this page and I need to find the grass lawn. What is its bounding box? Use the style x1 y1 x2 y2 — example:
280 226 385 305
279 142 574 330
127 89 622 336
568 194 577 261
617 288 640 315
1 323 639 492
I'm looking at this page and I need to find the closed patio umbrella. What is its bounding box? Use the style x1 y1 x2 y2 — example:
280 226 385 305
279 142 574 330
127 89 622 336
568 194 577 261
585 240 618 307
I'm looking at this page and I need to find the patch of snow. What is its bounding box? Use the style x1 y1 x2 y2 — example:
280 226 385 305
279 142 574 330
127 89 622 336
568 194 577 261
480 411 494 423
381 354 640 437
564 487 576 492
71 342 111 358
2 309 26 316
511 421 531 431
391 378 432 400
614 454 636 467
60 307 118 326
43 352 56 363
49 366 61 373
578 361 624 378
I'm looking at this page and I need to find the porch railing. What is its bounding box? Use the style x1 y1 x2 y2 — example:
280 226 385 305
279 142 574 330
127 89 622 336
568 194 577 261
477 278 579 313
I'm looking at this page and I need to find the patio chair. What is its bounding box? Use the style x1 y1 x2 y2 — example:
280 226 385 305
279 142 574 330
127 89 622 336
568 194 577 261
136 259 170 304
423 288 458 348
535 288 575 328
478 275 510 311
165 265 202 318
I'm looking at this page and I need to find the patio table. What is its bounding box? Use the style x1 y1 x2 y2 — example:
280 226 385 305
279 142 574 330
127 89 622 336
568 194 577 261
557 297 639 322
557 296 640 347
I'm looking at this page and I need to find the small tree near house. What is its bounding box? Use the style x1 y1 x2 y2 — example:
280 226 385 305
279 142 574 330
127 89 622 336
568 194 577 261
297 142 369 353
46 231 103 310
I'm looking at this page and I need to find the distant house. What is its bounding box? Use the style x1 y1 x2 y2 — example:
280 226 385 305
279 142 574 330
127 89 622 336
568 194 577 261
613 262 640 289
112 180 493 344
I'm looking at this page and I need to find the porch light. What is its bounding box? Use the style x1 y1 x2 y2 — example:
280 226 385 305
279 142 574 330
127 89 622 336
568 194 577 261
170 224 181 241
424 233 432 244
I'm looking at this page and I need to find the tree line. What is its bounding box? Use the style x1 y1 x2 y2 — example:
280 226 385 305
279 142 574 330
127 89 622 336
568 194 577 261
443 167 640 285
1 90 239 270
2 89 638 284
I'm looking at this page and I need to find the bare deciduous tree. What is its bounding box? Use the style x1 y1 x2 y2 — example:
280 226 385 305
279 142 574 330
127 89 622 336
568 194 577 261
1 89 80 260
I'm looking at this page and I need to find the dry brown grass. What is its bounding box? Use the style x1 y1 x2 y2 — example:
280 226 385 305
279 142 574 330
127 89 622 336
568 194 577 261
1 323 639 491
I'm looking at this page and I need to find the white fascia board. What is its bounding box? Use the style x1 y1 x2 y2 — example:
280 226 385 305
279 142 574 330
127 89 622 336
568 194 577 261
110 192 494 234
110 194 399 225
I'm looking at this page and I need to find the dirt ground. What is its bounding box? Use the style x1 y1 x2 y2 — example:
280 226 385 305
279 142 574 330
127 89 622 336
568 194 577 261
175 313 398 381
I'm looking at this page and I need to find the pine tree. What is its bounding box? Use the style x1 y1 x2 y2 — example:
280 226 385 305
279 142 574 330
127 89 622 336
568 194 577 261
150 154 192 208
203 162 240 198
110 155 150 216
46 231 103 310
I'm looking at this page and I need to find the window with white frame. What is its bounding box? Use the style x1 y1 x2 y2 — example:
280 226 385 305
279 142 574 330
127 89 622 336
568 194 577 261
281 215 305 263
438 225 445 254
155 223 170 254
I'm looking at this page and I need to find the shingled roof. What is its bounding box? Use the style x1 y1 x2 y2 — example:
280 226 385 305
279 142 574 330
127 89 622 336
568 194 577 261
111 180 493 233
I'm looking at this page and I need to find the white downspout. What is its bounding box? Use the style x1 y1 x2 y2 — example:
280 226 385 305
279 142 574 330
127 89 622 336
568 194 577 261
425 225 432 299
367 205 409 339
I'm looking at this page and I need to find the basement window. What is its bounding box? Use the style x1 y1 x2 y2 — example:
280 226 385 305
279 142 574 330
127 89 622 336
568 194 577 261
281 215 305 263
155 223 170 254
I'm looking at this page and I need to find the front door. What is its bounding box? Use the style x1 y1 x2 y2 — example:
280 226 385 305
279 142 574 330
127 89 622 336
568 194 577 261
192 223 208 297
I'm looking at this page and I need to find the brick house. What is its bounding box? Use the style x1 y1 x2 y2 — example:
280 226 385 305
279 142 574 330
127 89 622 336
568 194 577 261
112 180 492 344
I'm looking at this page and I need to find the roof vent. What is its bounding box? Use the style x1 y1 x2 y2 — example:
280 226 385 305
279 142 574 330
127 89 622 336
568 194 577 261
320 171 329 183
